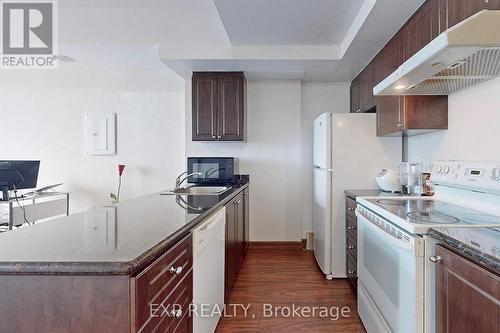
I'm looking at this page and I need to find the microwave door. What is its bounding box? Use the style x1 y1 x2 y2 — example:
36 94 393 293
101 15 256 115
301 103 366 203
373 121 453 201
187 158 235 184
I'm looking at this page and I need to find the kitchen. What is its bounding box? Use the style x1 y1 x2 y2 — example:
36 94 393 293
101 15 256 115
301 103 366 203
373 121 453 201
0 0 499 332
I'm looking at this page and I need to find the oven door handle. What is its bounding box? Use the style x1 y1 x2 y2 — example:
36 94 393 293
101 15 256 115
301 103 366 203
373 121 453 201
357 212 414 253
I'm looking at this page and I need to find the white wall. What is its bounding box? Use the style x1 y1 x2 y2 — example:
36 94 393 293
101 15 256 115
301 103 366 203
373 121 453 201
407 76 500 167
186 79 350 241
300 82 350 234
0 68 185 213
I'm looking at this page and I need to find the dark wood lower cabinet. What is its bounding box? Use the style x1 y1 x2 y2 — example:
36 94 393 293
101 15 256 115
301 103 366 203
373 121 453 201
0 234 194 333
224 190 248 303
0 186 251 333
435 245 500 333
345 195 358 293
0 275 131 333
243 187 250 253
131 235 193 333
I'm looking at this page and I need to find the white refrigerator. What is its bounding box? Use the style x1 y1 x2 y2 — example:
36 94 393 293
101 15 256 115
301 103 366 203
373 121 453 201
313 112 402 279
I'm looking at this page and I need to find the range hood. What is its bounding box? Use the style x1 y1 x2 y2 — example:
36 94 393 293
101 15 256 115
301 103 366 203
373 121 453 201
374 10 500 96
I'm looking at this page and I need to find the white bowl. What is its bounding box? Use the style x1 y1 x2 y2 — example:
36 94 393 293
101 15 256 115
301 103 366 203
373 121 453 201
375 169 401 192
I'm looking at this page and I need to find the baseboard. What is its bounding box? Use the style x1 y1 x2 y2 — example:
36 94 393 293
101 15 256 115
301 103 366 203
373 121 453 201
248 241 303 252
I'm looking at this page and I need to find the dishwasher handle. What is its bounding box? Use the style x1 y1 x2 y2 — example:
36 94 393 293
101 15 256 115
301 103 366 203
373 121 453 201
198 218 222 233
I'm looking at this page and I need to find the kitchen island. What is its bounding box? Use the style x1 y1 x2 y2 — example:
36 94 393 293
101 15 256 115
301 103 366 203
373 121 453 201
0 177 249 333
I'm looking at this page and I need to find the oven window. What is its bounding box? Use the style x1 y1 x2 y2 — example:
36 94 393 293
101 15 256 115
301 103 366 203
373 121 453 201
364 226 400 306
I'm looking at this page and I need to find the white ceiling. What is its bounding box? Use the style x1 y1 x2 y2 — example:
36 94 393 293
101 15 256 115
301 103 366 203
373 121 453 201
214 0 365 45
24 0 425 83
163 0 425 81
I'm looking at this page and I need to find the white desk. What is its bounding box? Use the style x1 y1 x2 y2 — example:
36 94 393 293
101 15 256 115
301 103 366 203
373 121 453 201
0 192 69 231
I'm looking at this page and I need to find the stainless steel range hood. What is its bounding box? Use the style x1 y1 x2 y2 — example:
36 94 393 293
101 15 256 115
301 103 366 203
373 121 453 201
374 10 500 96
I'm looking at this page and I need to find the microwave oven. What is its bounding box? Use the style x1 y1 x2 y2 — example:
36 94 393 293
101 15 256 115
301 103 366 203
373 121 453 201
187 157 238 184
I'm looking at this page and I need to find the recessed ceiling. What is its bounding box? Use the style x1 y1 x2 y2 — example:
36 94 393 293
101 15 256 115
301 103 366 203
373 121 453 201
214 0 365 45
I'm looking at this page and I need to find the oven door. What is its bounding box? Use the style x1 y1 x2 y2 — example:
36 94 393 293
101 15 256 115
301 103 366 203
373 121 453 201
356 208 424 333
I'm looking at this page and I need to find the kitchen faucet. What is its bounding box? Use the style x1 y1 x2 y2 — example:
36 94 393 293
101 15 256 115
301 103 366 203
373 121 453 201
175 171 203 189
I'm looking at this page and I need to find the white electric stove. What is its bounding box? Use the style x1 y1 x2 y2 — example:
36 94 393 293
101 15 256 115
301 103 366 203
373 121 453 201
355 160 500 333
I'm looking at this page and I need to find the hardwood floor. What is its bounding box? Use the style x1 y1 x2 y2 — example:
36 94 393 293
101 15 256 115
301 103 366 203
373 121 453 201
215 243 366 333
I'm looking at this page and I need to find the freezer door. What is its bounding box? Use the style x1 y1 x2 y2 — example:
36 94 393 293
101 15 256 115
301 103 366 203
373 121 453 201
313 168 332 276
313 113 332 169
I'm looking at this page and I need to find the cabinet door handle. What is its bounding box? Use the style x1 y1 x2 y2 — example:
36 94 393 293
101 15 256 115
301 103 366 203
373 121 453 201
348 245 356 250
429 255 442 263
348 226 357 230
396 122 404 128
348 207 355 211
169 266 183 275
211 135 216 139
348 270 356 274
169 309 183 318
217 135 222 139
234 199 241 205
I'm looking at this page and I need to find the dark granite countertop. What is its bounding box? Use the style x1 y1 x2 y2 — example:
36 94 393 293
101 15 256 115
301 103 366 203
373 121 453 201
344 189 402 199
0 177 249 276
428 227 500 274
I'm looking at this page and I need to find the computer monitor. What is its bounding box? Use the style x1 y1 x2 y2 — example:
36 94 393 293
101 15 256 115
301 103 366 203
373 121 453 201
0 161 40 199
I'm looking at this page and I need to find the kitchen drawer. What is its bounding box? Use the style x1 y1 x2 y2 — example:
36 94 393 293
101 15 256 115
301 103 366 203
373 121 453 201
346 229 357 257
346 251 357 293
346 197 357 219
346 251 357 277
140 271 193 333
132 234 193 331
346 215 357 237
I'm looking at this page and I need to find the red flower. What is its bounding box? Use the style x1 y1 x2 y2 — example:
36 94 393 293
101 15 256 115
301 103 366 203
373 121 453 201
118 164 125 176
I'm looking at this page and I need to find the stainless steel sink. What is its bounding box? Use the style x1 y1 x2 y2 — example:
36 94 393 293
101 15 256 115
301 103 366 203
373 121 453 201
161 186 231 196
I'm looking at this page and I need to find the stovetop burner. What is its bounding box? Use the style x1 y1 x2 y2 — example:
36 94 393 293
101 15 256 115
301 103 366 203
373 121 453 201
407 211 460 224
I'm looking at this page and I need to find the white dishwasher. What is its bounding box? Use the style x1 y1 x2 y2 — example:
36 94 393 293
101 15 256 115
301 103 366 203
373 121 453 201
192 207 226 333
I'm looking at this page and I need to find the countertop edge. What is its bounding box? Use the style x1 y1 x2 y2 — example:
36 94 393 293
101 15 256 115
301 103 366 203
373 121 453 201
0 182 250 276
428 228 500 275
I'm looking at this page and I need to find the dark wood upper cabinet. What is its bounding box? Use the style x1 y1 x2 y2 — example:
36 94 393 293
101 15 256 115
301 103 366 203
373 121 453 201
487 0 500 9
377 95 448 136
348 0 496 135
403 0 442 61
192 72 218 141
434 245 500 333
446 0 489 28
375 30 404 85
350 63 376 114
350 76 361 113
192 72 246 141
218 74 245 141
361 62 377 112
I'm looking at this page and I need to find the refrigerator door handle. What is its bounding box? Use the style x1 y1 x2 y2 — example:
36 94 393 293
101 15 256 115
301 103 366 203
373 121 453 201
313 165 334 172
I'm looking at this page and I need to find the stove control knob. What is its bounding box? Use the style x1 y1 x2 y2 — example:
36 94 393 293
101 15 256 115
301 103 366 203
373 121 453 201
492 167 500 180
434 165 443 174
443 166 450 174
